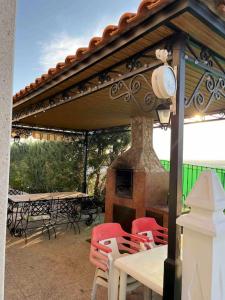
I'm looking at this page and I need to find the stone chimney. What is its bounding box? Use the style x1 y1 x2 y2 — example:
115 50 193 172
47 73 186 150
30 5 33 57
110 116 165 173
105 116 169 231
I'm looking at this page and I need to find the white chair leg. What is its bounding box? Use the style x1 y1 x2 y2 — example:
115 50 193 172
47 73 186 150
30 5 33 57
144 287 152 300
91 271 98 300
119 272 127 300
108 266 120 300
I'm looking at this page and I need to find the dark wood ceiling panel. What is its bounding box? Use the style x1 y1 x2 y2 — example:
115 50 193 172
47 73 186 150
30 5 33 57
171 12 225 58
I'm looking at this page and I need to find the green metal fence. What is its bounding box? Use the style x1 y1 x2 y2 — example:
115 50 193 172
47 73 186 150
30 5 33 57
160 160 225 203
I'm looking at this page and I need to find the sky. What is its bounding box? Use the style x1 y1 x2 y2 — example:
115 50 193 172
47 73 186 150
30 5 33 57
14 0 140 92
14 0 225 163
153 120 225 163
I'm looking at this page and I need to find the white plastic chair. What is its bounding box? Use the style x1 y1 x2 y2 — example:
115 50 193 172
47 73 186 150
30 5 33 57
132 217 168 250
89 223 150 300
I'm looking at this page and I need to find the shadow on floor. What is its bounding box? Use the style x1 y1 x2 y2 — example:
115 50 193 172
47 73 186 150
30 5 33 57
5 222 162 300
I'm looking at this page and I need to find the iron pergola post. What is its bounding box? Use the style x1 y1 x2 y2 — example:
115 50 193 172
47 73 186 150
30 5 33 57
82 131 89 193
163 35 186 300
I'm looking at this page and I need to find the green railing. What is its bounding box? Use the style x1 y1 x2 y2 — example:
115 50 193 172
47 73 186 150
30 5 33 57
160 160 225 203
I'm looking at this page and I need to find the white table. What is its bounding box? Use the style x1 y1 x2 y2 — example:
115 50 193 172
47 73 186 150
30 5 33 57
111 245 167 300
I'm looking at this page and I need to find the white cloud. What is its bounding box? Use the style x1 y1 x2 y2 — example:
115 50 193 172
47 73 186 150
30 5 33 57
38 25 107 72
38 15 119 72
39 32 88 71
38 7 138 72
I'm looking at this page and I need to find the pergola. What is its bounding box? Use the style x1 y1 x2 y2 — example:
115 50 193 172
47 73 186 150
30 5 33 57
9 0 225 299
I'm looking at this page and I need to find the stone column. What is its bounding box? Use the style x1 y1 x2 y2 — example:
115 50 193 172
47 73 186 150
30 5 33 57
177 171 225 300
0 0 16 298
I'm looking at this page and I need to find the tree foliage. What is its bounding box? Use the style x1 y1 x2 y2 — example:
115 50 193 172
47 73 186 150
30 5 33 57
87 131 130 198
9 131 130 198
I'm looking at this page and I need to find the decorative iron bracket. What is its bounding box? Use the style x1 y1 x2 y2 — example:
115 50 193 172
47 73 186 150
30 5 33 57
185 71 225 113
109 73 157 113
185 40 225 113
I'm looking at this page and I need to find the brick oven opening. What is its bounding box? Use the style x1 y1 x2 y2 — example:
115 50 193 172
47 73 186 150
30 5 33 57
115 169 133 198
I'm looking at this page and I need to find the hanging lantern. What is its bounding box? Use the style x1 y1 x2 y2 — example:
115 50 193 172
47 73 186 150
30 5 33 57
156 104 171 130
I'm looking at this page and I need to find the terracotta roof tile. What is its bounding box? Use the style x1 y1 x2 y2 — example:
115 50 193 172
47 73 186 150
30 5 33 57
89 37 102 50
102 25 119 40
35 78 42 84
118 13 137 30
13 0 168 103
48 68 57 75
56 62 66 70
30 83 36 89
41 74 49 80
138 0 159 15
76 47 89 60
65 55 76 64
25 86 31 92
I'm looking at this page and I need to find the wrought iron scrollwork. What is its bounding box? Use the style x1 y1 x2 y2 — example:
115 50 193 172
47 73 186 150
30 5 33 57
98 72 111 84
185 72 225 113
186 42 225 75
199 48 214 67
126 56 143 72
62 91 74 100
49 98 56 106
109 74 156 113
78 83 89 93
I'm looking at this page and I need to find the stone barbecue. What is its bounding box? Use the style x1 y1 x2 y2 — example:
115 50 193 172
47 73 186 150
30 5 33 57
105 116 169 232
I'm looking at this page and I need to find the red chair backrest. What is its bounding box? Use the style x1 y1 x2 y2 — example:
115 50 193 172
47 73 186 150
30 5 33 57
92 223 128 243
90 223 141 271
132 217 161 235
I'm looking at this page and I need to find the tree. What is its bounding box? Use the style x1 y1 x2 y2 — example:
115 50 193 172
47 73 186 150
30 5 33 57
87 131 130 198
10 140 84 193
9 130 131 198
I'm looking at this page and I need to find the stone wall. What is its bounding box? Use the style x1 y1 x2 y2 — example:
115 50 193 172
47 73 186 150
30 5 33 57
0 0 16 298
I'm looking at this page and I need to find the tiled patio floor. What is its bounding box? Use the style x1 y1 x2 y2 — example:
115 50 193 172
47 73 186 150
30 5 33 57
5 223 162 300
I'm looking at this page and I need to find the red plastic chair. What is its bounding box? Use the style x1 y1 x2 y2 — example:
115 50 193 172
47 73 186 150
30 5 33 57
132 217 168 249
89 223 149 300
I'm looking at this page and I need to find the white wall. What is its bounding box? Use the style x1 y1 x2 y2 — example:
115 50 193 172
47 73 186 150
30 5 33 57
0 0 16 298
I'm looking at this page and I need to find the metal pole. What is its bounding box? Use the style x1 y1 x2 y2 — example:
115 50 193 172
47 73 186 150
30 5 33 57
163 35 186 300
82 131 89 193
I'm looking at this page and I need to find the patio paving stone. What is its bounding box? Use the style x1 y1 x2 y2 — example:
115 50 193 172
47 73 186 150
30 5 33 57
5 224 162 300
